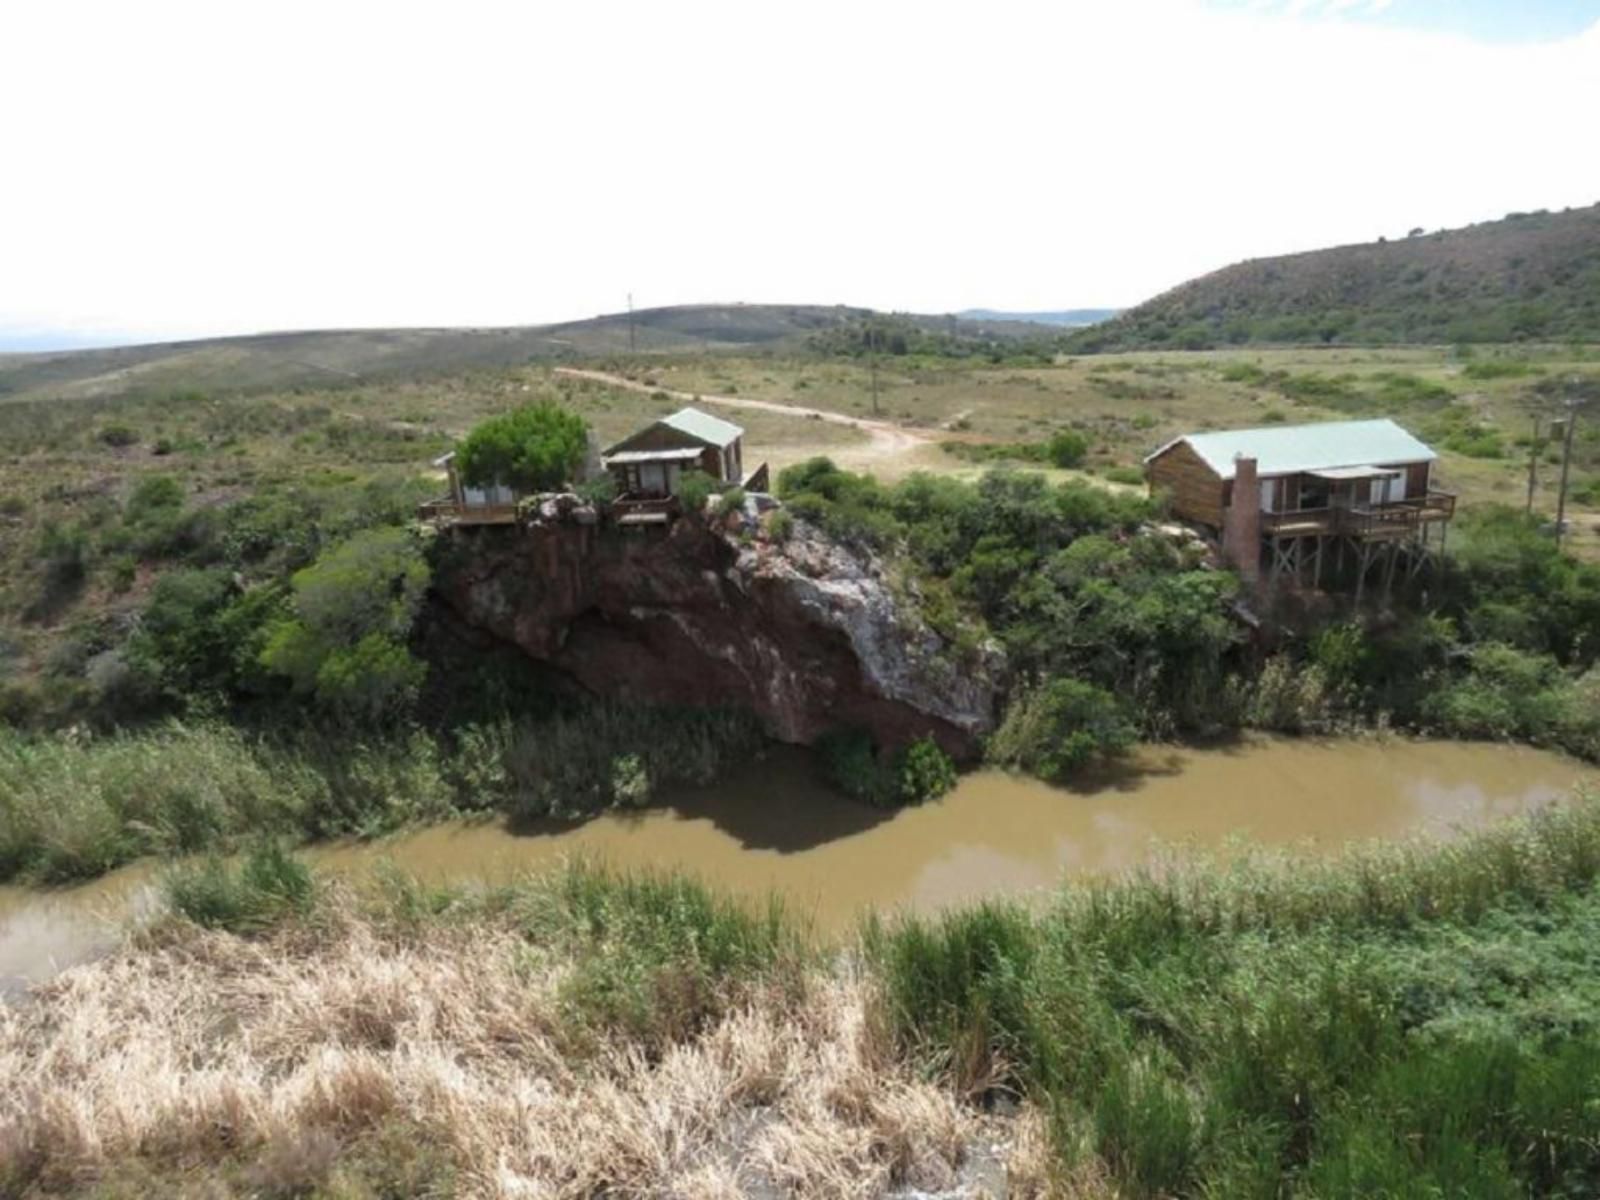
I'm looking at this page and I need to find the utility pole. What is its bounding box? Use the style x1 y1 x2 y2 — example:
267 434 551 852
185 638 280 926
867 317 881 417
1553 388 1581 547
1525 415 1542 514
627 293 636 354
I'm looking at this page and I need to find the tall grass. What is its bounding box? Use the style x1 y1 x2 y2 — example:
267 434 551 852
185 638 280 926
163 841 316 932
0 701 764 884
868 793 1600 1197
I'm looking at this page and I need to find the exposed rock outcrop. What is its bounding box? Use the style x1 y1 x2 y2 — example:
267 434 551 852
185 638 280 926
430 499 1005 757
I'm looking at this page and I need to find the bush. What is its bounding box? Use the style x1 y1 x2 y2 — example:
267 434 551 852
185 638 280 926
454 402 588 493
576 475 616 507
97 423 138 447
258 526 430 719
765 508 795 543
818 729 959 808
714 486 746 518
1046 428 1089 468
675 469 717 516
987 678 1135 781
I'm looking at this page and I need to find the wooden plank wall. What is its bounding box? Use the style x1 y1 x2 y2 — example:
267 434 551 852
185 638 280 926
1146 441 1226 528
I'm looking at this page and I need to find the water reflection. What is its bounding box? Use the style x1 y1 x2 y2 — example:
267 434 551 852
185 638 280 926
2 736 1592 993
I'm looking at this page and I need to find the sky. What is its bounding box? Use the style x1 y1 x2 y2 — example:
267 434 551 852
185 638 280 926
3 0 1598 350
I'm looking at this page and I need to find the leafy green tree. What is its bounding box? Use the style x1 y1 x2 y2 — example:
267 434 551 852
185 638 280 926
259 526 429 720
454 402 588 493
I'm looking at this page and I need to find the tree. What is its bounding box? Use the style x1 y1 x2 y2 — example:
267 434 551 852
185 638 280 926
259 526 430 720
454 402 588 493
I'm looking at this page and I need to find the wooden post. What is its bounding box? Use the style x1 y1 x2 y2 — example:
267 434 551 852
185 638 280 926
1554 399 1580 547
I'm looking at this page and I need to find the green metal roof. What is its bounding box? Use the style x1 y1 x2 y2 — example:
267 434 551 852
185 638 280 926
660 406 743 448
1147 419 1436 480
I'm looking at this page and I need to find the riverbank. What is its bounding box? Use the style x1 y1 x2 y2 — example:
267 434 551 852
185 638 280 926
6 796 1600 1198
4 736 1594 996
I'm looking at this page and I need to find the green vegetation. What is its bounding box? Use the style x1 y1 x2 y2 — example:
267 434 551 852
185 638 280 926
870 795 1600 1197
163 840 315 932
453 401 588 492
0 702 763 884
17 795 1600 1197
779 458 1600 769
987 678 1137 780
940 426 1089 469
259 525 431 719
1075 204 1600 350
817 729 958 808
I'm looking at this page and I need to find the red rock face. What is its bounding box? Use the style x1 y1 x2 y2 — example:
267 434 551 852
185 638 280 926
430 510 1003 759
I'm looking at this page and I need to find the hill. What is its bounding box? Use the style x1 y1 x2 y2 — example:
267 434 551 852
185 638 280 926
958 307 1120 327
0 304 1059 405
1073 204 1600 351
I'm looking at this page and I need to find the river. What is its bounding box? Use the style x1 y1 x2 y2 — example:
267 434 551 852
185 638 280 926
2 737 1593 994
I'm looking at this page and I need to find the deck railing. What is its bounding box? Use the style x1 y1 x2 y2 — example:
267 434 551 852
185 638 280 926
416 499 521 525
1260 490 1456 539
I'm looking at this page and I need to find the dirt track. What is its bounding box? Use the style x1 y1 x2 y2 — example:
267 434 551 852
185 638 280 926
554 366 937 473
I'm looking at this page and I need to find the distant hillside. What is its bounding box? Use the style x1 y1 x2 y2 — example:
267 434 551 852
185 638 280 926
1073 204 1600 351
0 304 1055 405
959 308 1120 327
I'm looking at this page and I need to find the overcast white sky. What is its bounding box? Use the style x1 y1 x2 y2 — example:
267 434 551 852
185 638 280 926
3 0 1598 348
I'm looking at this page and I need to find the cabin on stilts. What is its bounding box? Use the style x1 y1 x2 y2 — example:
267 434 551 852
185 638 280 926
1144 418 1456 603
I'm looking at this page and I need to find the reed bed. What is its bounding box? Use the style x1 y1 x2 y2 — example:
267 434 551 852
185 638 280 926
0 864 1036 1199
871 792 1600 1198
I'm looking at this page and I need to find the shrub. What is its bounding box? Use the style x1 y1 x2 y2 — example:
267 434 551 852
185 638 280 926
987 678 1135 781
765 508 795 543
897 736 958 804
258 526 429 719
454 402 588 492
97 423 138 447
576 475 616 507
714 486 746 518
675 469 717 516
1046 428 1089 468
818 729 959 808
125 474 185 522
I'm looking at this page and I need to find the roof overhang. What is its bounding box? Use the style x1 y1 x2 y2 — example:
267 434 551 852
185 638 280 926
1308 465 1404 481
603 447 706 465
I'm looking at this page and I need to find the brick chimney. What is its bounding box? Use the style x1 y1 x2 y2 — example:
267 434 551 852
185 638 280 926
1223 454 1261 587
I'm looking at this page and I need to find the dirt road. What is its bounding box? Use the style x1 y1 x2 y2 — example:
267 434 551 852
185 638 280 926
554 366 938 473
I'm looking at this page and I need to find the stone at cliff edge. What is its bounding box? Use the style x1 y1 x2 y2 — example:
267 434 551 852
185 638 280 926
430 500 1005 758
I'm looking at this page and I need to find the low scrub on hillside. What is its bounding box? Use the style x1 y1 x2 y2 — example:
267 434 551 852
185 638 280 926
1072 204 1600 350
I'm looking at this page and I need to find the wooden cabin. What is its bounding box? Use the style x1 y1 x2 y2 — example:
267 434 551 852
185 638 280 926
1144 418 1455 597
601 407 748 498
418 450 522 525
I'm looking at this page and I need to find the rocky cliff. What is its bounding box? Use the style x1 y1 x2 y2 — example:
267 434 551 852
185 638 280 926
430 498 1004 757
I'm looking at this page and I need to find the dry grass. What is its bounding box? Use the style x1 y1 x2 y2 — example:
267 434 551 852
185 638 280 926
0 889 1061 1199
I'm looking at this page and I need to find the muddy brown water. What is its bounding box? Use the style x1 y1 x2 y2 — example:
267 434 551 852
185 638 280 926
2 737 1593 995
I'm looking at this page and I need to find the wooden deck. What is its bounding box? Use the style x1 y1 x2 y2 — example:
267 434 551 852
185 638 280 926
416 499 520 525
1261 491 1456 540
